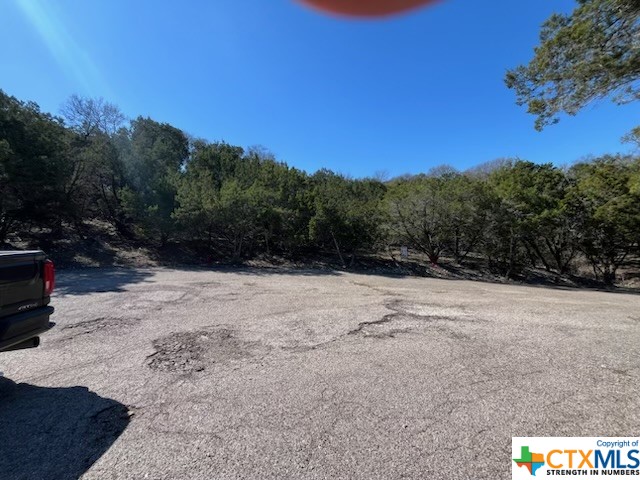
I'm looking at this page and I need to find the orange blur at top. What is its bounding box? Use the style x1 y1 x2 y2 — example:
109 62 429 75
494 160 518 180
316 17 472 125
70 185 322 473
296 0 440 17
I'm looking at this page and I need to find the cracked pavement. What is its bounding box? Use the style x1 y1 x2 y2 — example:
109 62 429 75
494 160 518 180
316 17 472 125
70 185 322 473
1 267 639 479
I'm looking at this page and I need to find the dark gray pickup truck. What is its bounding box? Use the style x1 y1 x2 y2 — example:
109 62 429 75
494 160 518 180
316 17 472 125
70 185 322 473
0 250 55 352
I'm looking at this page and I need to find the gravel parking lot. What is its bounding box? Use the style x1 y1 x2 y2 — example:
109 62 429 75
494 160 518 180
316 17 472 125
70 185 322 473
1 267 639 479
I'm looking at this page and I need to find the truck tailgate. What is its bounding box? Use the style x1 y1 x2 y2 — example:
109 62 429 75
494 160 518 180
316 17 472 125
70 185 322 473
0 250 50 318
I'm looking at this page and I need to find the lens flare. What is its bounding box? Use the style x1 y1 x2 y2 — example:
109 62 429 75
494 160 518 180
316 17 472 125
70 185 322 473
296 0 440 18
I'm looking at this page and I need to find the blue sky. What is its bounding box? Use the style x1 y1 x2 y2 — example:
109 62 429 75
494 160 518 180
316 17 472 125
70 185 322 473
2 0 639 177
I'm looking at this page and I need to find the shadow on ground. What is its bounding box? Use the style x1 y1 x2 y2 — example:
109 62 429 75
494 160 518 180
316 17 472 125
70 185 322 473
0 377 130 480
55 262 640 298
55 268 155 296
209 265 343 277
209 262 640 296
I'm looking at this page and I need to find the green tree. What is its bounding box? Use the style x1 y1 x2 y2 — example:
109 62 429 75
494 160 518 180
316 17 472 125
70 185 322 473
174 173 270 259
173 167 218 250
488 161 580 275
247 153 313 254
174 142 313 259
440 174 488 263
60 95 127 233
568 155 640 284
387 173 490 266
211 180 266 259
0 91 73 241
386 176 453 265
309 171 385 267
120 117 189 245
186 141 245 191
506 0 640 130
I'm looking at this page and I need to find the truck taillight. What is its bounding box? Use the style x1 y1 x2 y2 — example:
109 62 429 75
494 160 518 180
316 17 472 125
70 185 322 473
43 259 55 296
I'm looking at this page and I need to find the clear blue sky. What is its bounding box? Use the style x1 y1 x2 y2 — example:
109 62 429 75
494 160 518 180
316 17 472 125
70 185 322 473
2 0 639 177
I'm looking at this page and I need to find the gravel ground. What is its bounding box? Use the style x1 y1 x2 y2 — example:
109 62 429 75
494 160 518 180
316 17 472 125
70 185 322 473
1 267 639 479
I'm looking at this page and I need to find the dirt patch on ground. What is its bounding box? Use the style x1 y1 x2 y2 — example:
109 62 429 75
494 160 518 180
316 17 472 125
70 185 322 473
147 328 268 374
60 317 141 340
118 286 200 312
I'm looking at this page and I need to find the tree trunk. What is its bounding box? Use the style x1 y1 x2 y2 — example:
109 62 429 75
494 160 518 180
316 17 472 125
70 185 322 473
454 228 460 263
528 239 551 271
603 264 616 285
506 228 516 280
349 250 356 268
264 231 271 255
330 229 346 268
0 215 12 244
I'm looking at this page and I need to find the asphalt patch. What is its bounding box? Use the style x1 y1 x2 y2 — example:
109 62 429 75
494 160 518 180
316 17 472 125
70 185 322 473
147 328 267 374
60 317 141 340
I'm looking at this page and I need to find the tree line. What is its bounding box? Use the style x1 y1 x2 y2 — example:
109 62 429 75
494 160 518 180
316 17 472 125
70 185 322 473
1 90 639 284
4 0 640 284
